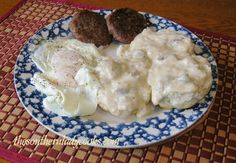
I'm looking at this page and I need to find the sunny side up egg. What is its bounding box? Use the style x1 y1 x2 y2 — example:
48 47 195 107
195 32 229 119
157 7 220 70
31 39 101 116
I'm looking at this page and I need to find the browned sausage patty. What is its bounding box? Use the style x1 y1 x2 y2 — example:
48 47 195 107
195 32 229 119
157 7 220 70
106 8 150 44
69 10 112 47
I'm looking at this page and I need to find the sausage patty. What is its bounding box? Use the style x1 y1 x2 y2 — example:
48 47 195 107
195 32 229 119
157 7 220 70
69 10 112 47
106 8 150 44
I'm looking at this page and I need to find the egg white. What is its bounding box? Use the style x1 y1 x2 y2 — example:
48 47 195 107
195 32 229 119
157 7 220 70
32 39 100 116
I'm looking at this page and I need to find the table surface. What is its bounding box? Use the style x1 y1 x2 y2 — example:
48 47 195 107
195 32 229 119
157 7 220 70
0 0 236 37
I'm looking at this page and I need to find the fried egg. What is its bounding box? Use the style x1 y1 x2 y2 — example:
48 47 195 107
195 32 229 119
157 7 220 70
32 39 100 116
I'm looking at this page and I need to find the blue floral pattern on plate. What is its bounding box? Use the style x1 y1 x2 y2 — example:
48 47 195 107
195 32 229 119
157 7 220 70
14 10 218 148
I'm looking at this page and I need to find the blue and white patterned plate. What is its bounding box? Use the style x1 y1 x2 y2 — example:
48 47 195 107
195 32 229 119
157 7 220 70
14 10 218 148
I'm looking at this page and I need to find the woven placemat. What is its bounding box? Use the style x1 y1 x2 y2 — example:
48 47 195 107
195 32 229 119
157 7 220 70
0 0 236 162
